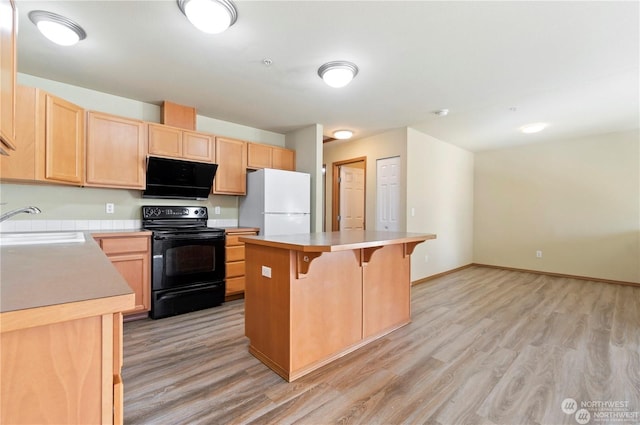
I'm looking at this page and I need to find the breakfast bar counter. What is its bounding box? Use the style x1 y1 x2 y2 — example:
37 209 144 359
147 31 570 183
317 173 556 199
240 230 436 381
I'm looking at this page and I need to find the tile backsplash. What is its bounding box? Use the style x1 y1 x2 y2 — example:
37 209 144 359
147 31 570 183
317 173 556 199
0 219 238 233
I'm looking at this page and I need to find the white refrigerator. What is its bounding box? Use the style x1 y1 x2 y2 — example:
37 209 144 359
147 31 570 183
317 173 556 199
239 168 311 236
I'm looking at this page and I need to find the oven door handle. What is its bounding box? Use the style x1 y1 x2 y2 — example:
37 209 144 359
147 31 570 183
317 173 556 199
153 234 224 241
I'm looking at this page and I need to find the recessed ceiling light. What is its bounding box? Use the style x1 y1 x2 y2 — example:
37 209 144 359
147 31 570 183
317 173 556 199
520 122 548 134
333 130 353 140
28 11 86 46
177 0 238 34
318 61 359 88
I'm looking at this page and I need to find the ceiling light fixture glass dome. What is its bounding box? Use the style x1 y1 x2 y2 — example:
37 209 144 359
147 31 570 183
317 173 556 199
520 122 548 134
333 130 353 140
318 61 359 88
28 11 86 46
177 0 238 34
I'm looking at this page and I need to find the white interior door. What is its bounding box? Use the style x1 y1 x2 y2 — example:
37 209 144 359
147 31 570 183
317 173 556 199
339 165 365 230
376 156 401 231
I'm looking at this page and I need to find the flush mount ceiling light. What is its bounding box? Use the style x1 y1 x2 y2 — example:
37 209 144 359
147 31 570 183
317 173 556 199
520 122 548 134
333 130 353 140
318 61 359 88
177 0 237 34
28 11 86 46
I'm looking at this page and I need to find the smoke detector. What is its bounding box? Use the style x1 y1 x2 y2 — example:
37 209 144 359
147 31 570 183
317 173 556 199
433 109 449 117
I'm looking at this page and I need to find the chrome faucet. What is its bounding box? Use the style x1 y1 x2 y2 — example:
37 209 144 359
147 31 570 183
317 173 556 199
0 206 42 223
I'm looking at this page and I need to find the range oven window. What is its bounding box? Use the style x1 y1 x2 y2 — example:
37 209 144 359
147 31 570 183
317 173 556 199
166 244 216 276
152 235 226 291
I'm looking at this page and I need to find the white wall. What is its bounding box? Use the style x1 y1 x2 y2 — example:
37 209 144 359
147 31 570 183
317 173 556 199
18 73 285 145
285 124 324 232
323 128 408 232
474 130 640 283
406 128 475 281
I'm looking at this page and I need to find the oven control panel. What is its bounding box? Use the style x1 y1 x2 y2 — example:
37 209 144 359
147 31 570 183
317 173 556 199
142 206 208 220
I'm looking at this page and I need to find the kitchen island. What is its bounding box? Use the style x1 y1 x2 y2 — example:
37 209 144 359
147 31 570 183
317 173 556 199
0 233 135 424
240 230 436 381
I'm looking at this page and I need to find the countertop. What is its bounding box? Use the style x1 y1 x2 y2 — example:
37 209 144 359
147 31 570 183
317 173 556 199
239 230 437 252
0 231 135 315
220 227 260 233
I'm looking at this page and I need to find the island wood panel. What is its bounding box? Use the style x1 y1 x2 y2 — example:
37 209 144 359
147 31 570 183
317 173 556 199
362 243 411 338
244 243 291 377
289 248 363 372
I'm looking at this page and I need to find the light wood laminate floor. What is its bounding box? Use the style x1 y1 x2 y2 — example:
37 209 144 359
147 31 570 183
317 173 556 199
123 266 640 425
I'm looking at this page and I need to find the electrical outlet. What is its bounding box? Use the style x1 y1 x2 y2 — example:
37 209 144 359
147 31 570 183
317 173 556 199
536 250 543 258
261 266 272 278
424 254 429 263
411 208 416 217
214 206 221 215
106 203 115 214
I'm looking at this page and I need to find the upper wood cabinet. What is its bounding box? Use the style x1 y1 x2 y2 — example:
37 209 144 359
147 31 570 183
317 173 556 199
0 0 17 153
183 131 214 162
247 143 272 169
0 85 37 181
1 86 84 185
148 123 214 163
86 111 146 189
213 137 246 195
247 142 295 171
38 91 85 185
272 146 295 171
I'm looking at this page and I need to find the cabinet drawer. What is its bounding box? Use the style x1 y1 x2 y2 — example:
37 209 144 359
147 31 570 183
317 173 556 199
225 231 257 246
98 237 148 255
226 276 245 295
226 261 245 278
226 245 245 262
226 234 244 246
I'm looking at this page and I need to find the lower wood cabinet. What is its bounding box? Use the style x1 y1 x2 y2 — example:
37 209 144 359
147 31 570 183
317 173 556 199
1 312 126 424
225 229 258 299
94 233 151 317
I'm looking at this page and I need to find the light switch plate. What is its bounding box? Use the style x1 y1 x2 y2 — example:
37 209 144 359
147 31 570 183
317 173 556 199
261 266 272 278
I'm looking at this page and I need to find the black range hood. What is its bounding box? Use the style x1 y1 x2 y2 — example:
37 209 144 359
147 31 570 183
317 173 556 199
143 156 218 200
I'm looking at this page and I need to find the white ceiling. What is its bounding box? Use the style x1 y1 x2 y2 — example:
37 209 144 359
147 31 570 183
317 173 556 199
15 1 640 152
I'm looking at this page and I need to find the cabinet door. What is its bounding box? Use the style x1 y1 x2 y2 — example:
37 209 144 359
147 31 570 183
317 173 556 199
148 123 182 157
0 0 16 151
94 235 151 316
247 142 272 169
109 253 150 314
0 315 112 424
213 137 246 195
41 93 84 184
86 111 146 189
183 131 214 162
272 147 295 171
0 85 36 180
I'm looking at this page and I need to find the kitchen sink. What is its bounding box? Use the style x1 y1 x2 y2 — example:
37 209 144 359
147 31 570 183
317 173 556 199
0 231 86 246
